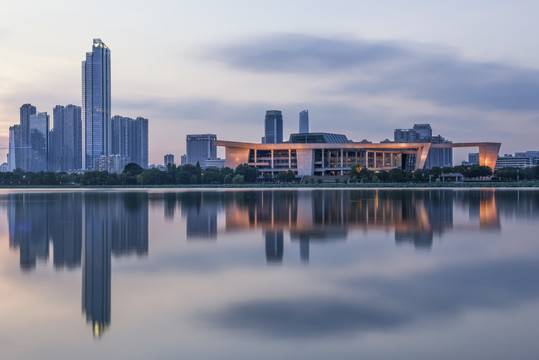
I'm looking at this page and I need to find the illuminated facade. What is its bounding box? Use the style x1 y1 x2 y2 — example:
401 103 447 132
215 139 501 176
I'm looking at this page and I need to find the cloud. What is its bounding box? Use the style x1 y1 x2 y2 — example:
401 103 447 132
204 259 539 338
213 34 539 111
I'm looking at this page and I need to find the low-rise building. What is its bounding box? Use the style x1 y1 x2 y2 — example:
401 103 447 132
93 155 128 173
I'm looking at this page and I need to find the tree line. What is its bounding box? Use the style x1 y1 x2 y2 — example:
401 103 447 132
0 163 537 186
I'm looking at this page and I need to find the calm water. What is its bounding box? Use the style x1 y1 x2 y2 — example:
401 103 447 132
0 189 538 360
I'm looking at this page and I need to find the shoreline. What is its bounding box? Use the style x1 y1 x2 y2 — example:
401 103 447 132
0 181 538 190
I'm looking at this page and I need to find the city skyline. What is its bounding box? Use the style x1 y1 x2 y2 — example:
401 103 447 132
1 1 539 165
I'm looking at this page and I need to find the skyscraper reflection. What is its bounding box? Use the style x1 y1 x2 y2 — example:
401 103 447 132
82 192 149 337
83 193 111 337
179 192 219 239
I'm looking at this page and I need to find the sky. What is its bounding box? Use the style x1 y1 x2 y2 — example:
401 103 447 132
1 0 538 165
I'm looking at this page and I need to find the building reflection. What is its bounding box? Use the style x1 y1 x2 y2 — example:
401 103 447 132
82 192 149 337
224 189 502 261
4 189 516 336
7 192 149 338
179 192 219 240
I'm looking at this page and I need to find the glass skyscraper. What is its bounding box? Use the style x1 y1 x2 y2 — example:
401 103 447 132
82 39 111 170
263 110 283 143
299 109 309 134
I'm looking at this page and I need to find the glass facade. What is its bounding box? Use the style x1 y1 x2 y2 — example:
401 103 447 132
28 112 49 172
264 110 283 143
82 39 111 170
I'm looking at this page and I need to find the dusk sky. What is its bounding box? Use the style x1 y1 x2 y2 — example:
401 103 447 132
1 0 538 164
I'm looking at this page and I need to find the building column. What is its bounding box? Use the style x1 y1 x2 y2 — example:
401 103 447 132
340 148 344 176
271 149 274 169
254 149 257 164
321 149 325 175
288 149 291 169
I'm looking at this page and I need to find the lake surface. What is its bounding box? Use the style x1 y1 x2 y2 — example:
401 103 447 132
0 189 538 360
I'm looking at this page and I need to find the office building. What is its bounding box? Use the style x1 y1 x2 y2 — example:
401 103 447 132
111 115 149 168
394 124 452 169
19 104 37 171
82 38 111 170
299 110 309 134
28 112 49 172
263 110 283 143
462 153 479 166
185 134 217 168
50 105 82 172
7 125 20 171
495 151 539 169
93 155 128 173
164 154 174 166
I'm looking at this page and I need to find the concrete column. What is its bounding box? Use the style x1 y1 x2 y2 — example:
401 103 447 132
340 148 344 176
288 149 291 169
271 149 274 169
321 149 325 175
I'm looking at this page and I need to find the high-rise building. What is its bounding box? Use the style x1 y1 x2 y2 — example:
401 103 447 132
263 110 283 143
164 154 174 166
8 125 20 171
186 134 217 167
394 124 452 169
299 110 309 133
111 115 148 168
51 105 82 172
28 112 49 172
19 104 36 170
82 38 111 170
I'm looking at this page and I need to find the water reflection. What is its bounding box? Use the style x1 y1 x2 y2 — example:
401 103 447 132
6 192 148 338
5 189 539 342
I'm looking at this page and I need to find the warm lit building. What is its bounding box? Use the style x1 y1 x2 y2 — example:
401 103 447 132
215 133 500 177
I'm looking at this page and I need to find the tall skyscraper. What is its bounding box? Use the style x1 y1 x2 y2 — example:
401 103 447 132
19 103 36 171
186 134 217 167
82 38 111 170
299 109 309 133
263 110 283 143
7 125 20 171
28 112 49 172
51 105 82 172
111 115 149 168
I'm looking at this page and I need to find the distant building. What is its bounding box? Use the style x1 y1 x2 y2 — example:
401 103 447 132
180 154 187 166
111 115 149 169
186 134 217 168
19 103 37 171
495 151 539 169
8 125 20 171
205 158 225 168
0 163 8 172
28 112 50 172
83 39 111 170
263 110 283 143
164 154 174 166
50 105 82 172
394 124 452 169
462 153 479 166
299 110 309 134
93 155 128 173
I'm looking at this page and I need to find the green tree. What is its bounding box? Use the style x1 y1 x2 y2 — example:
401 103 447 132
232 174 245 184
234 164 258 183
123 163 144 176
389 168 405 182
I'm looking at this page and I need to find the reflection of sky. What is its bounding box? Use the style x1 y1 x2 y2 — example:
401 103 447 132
0 190 538 360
